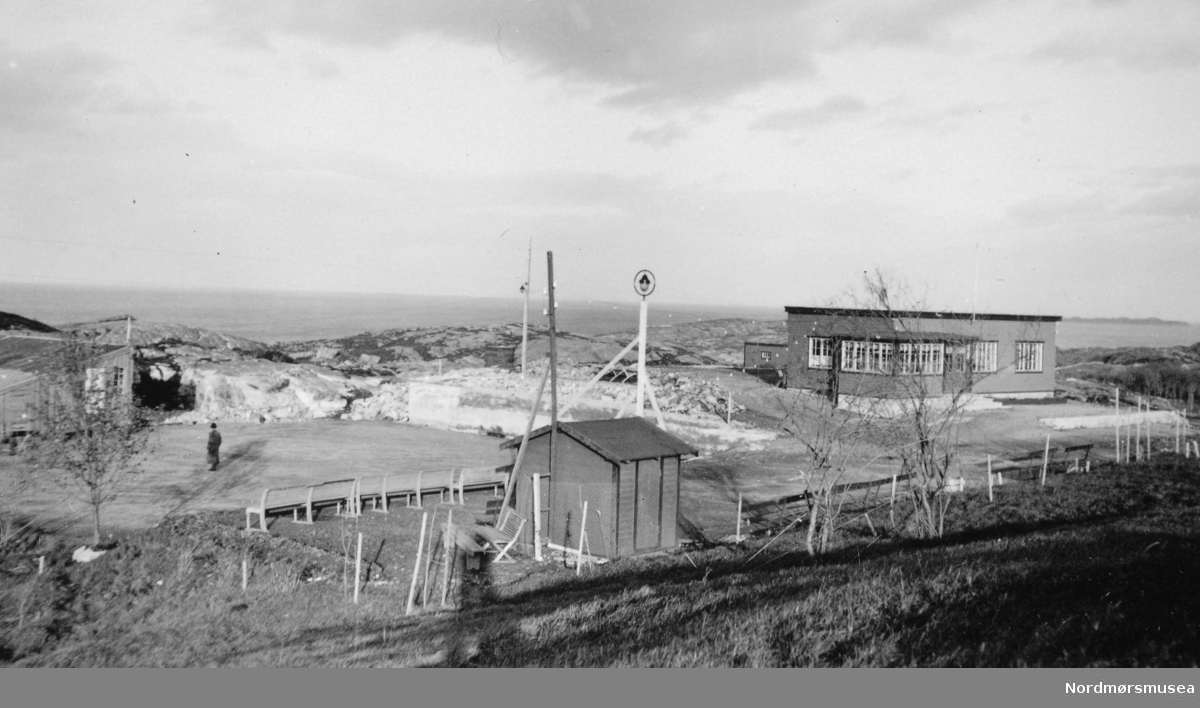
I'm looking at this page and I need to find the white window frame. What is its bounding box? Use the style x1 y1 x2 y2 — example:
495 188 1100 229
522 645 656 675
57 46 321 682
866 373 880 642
897 342 944 375
808 337 833 369
760 351 771 361
971 341 998 373
840 341 893 374
1015 341 1043 373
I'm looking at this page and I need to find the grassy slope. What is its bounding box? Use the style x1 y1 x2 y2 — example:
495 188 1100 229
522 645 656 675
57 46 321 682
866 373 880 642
3 458 1198 667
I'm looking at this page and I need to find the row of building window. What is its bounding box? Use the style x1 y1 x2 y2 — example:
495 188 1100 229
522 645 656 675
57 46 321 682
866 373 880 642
807 338 1043 374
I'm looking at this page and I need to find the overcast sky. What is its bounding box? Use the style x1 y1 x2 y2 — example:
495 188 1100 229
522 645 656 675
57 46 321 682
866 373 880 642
3 1 1198 319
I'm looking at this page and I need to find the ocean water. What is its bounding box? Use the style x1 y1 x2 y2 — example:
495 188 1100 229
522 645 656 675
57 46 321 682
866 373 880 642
2 283 1196 349
0 283 781 342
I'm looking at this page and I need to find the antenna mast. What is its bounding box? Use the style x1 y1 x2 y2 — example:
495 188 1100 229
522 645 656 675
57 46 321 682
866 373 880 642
522 237 531 378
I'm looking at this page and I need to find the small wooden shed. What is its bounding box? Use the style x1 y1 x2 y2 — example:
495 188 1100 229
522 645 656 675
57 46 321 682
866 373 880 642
501 417 698 559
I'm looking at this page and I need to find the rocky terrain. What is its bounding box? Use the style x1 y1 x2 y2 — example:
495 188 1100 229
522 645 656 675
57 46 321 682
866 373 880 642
35 316 778 438
1056 342 1200 411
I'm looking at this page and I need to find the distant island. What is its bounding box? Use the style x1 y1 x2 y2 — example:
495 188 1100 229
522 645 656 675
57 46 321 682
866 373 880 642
1065 317 1192 326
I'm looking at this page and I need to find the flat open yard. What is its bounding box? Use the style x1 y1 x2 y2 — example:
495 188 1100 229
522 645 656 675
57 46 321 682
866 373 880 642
0 420 512 542
1 386 1163 548
681 396 1151 540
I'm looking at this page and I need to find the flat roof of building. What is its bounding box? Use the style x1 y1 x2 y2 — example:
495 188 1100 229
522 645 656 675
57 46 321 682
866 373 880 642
784 306 1061 323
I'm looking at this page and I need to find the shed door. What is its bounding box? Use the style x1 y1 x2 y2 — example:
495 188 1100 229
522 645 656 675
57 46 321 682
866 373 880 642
635 459 661 551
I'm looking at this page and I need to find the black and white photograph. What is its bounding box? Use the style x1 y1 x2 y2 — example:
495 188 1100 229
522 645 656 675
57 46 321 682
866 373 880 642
2 0 1199 690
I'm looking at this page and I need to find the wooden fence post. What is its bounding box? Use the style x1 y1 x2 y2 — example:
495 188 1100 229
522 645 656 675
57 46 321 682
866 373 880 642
889 475 897 526
440 513 454 608
1136 397 1143 461
354 532 363 604
1041 435 1050 486
422 509 438 607
987 455 993 502
241 556 247 592
576 501 589 577
736 493 743 542
406 512 428 615
532 473 543 562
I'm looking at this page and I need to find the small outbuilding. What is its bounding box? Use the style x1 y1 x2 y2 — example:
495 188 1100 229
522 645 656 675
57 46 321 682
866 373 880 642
501 417 698 559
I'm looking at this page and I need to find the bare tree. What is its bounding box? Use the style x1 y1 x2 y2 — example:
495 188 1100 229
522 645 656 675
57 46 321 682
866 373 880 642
855 270 979 539
21 335 150 546
781 377 885 555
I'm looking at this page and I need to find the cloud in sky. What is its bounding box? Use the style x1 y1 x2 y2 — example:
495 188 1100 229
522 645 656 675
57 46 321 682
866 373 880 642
0 42 116 132
1032 32 1200 70
828 0 998 48
203 0 818 109
749 95 868 131
629 121 688 147
1028 0 1200 70
3 1 1200 321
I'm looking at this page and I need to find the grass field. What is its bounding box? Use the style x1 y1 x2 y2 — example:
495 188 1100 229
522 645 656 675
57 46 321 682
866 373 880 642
3 390 1194 666
3 456 1198 666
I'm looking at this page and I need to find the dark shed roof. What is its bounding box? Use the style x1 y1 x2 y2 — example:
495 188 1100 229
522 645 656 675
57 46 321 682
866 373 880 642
501 417 699 464
0 335 126 373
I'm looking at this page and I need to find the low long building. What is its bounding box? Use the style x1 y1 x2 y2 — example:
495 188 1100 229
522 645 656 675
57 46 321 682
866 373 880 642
0 332 134 439
783 306 1061 401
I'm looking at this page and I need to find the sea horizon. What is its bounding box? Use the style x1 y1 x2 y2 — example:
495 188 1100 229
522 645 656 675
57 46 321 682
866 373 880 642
3 282 1198 350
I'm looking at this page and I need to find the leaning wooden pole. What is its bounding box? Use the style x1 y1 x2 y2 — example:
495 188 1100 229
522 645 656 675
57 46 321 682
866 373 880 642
576 500 589 577
500 363 550 515
559 337 640 417
406 512 428 615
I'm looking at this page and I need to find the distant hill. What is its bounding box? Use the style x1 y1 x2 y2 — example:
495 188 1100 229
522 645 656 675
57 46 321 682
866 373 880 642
0 310 58 333
280 317 785 369
1065 317 1191 326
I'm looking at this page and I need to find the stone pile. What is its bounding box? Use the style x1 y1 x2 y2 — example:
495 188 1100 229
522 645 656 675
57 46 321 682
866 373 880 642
651 372 747 419
346 381 409 421
165 361 388 423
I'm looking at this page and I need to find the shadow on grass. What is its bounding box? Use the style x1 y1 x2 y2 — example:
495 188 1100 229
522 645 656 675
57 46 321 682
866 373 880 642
17 464 1200 667
162 440 268 518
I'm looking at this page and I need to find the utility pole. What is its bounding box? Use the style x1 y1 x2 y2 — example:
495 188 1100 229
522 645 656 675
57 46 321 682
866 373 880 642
547 252 560 486
521 237 531 379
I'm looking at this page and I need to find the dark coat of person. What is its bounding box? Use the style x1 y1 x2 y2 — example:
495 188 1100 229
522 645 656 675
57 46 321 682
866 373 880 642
207 425 222 470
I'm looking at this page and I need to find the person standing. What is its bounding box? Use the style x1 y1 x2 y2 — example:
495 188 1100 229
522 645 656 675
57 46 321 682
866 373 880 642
207 422 222 471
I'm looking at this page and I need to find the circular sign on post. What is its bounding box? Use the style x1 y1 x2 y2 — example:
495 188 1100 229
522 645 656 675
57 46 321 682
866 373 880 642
633 270 656 298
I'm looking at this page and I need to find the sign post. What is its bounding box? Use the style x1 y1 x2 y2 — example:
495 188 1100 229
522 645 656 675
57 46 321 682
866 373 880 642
633 270 656 418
